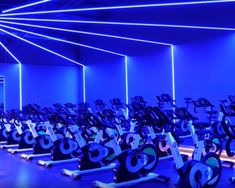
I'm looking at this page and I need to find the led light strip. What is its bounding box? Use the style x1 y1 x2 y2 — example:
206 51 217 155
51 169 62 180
1 0 235 17
0 17 234 31
83 57 128 105
83 66 86 103
0 24 87 67
3 76 5 112
171 45 175 101
2 76 5 112
2 0 51 14
0 20 171 46
0 24 129 104
0 42 22 110
0 23 128 103
1 27 85 67
0 20 175 101
124 56 129 105
0 76 5 112
124 56 129 116
0 21 175 102
0 27 88 103
0 22 126 57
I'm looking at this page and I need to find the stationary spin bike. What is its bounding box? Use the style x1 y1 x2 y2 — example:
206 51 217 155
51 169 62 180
191 98 222 156
94 107 168 187
219 100 235 183
149 106 222 188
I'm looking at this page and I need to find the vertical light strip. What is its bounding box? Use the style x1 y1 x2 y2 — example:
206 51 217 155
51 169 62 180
124 56 129 105
125 56 129 117
0 42 22 110
0 25 128 104
0 24 175 106
19 63 22 110
0 27 129 105
83 66 86 103
0 23 126 57
3 77 6 112
0 27 85 67
171 45 176 101
0 28 86 105
2 0 51 14
0 22 173 104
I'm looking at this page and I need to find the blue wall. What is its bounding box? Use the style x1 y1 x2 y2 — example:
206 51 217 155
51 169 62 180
128 45 172 105
80 50 126 105
0 35 83 109
2 33 234 110
0 63 20 110
175 33 235 108
0 63 83 110
79 44 172 106
1 4 235 110
0 83 3 106
22 64 83 107
80 33 235 108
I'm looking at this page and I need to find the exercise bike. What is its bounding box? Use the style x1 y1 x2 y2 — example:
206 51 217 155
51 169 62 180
148 106 222 188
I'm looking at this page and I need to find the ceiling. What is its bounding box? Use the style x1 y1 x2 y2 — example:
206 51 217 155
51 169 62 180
0 0 235 66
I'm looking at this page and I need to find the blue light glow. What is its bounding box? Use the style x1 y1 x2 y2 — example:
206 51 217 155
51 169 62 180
83 66 86 103
0 25 85 67
0 17 234 32
0 27 88 105
124 56 129 105
2 0 51 14
2 77 6 112
0 20 172 46
171 45 175 101
0 24 129 105
3 77 6 112
0 21 175 102
0 23 128 104
125 56 129 116
0 42 22 110
0 22 126 57
0 21 176 107
0 0 235 17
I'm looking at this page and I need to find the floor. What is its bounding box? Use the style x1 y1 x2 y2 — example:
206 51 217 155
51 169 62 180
0 147 234 188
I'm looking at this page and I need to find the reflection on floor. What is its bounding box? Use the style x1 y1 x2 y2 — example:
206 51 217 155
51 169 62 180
0 149 234 188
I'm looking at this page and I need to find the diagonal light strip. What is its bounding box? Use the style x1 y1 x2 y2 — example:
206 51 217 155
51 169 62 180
0 25 85 67
0 21 174 103
0 17 234 32
0 21 174 102
0 24 129 104
2 0 51 14
0 42 22 110
1 0 235 17
0 27 87 102
0 23 126 56
0 20 172 46
0 23 175 106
